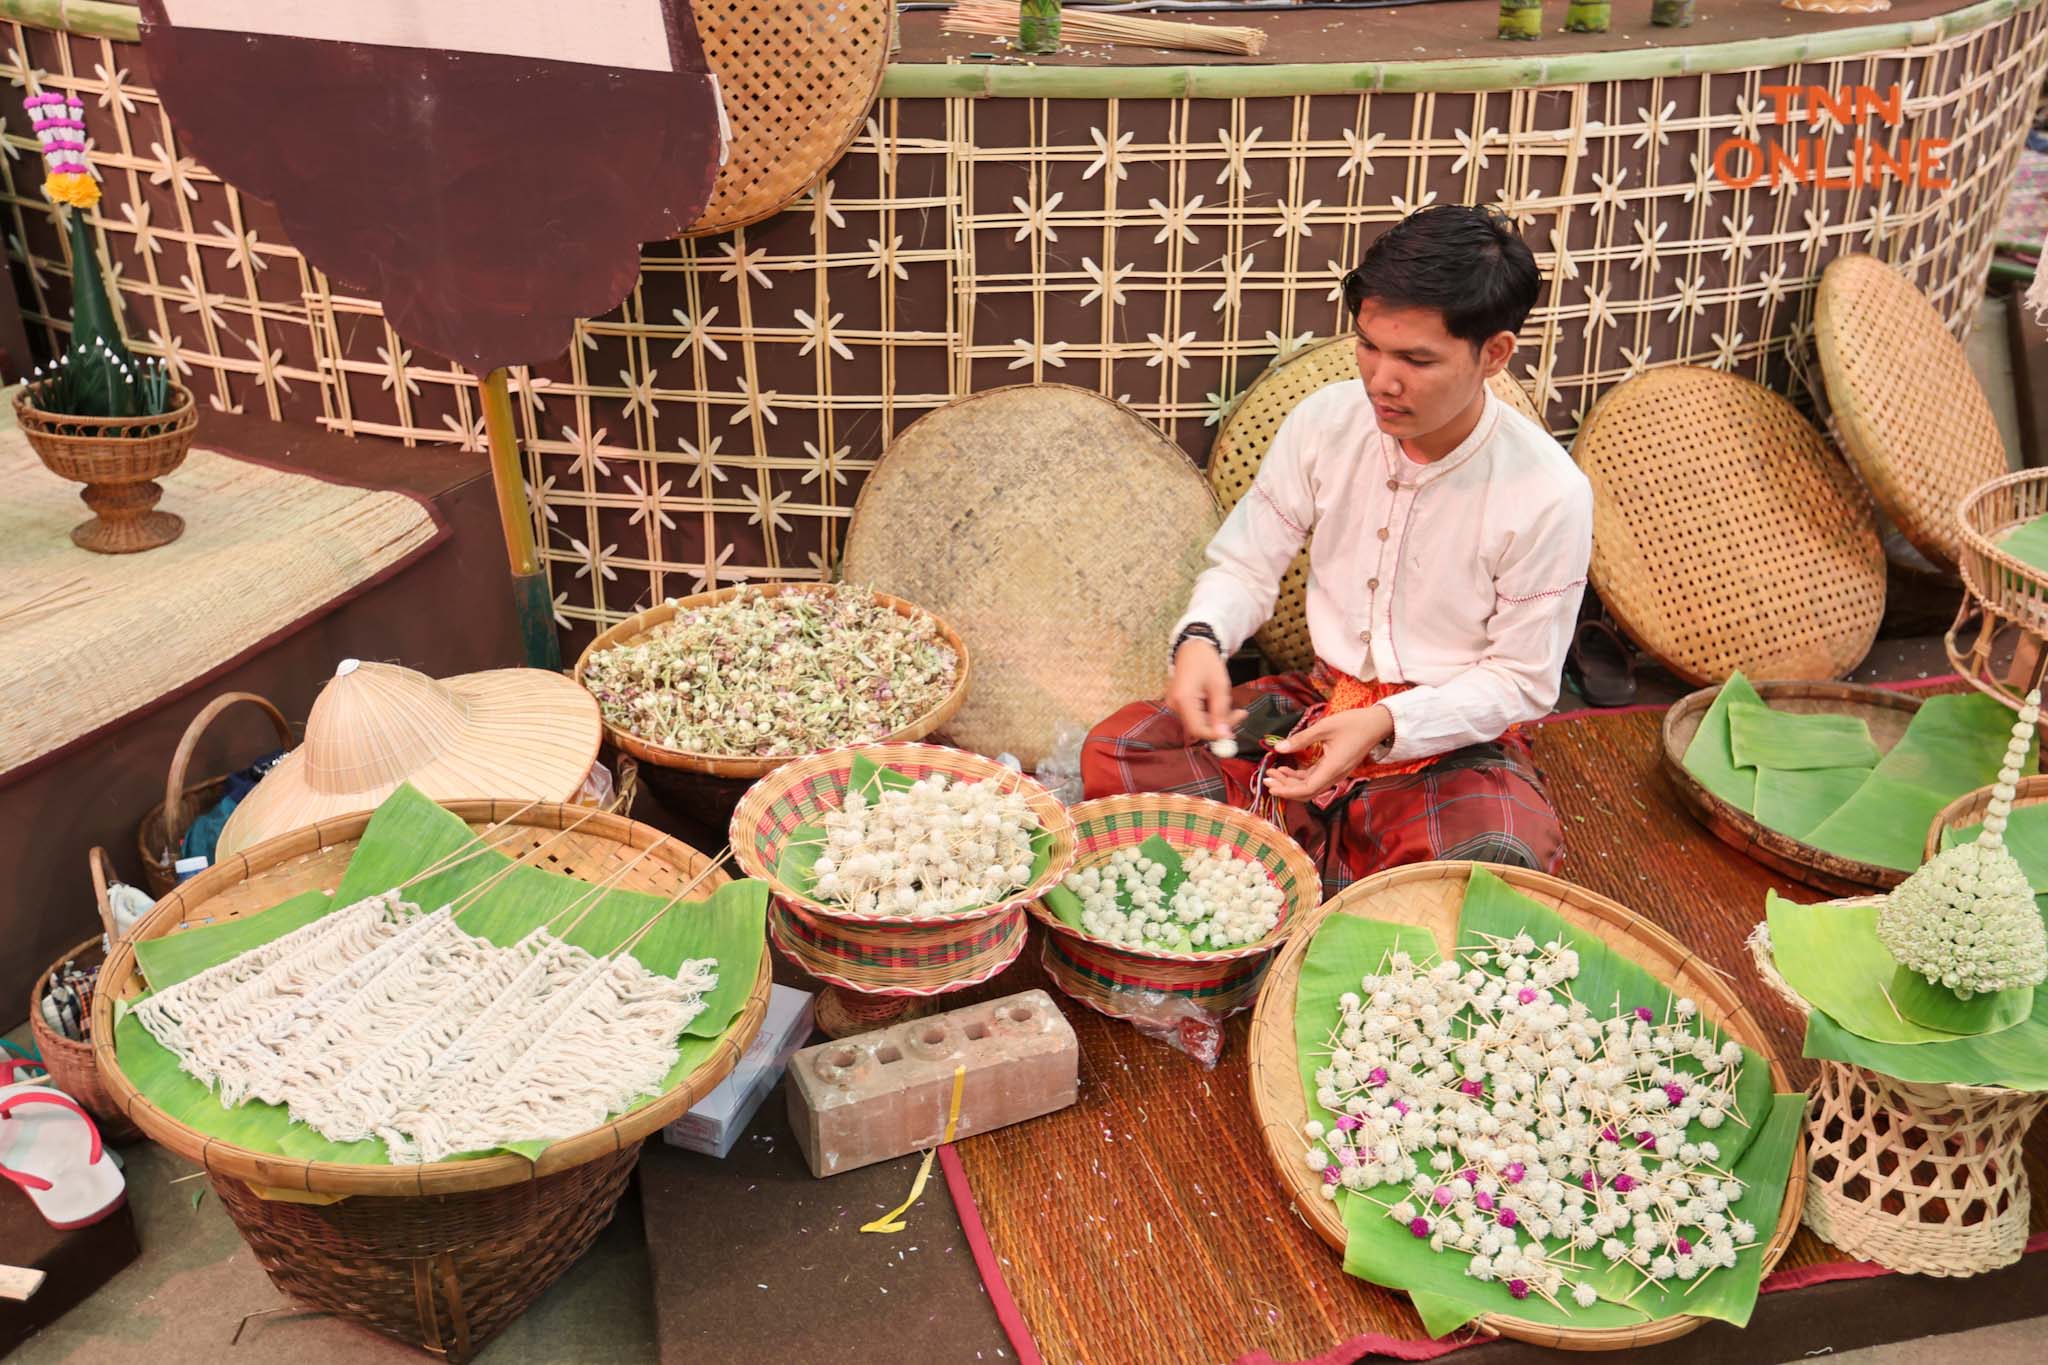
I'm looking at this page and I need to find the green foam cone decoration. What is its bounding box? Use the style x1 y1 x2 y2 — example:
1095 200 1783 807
1874 690 2048 1034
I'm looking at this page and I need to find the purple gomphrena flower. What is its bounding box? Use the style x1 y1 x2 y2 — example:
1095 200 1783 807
1665 1083 1687 1106
1612 1174 1636 1193
1336 1114 1364 1133
1460 1080 1485 1098
1409 1217 1432 1239
1498 1208 1519 1228
1517 987 1537 1005
1433 1186 1456 1207
1635 1006 1654 1023
1368 1067 1390 1087
1337 1146 1358 1166
1599 1125 1619 1144
1508 1279 1531 1300
1581 1170 1598 1192
1323 1166 1342 1186
1475 1191 1496 1212
1459 1168 1478 1184
1637 1131 1657 1151
1676 1237 1694 1256
1393 1100 1410 1116
1503 1163 1526 1184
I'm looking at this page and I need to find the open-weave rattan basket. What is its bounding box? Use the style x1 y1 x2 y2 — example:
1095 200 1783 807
1249 861 1804 1350
1026 793 1320 1022
136 690 296 897
90 801 771 1360
1948 469 2048 710
24 847 144 1142
574 582 969 780
1750 896 2045 1278
1660 680 1924 897
732 742 1073 1003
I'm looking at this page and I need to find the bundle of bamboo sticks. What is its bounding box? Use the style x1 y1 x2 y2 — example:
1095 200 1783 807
944 1 1268 57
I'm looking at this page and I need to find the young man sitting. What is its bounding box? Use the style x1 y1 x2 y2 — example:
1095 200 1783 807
1082 204 1593 896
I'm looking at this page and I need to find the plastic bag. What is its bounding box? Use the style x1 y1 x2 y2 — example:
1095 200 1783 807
1120 991 1226 1069
1035 721 1089 806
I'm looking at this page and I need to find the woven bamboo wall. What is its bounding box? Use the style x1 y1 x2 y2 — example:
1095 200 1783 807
1 12 2043 658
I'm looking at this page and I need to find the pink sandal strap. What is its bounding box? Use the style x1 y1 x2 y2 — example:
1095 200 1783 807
0 1058 48 1084
0 1159 54 1193
0 1090 105 1166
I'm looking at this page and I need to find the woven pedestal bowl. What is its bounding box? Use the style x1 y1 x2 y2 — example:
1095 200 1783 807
1662 679 1924 896
574 581 970 781
1026 794 1320 1022
89 801 770 1362
1948 469 2048 710
1249 862 1803 1350
731 742 1074 1035
1751 903 2044 1276
15 382 198 553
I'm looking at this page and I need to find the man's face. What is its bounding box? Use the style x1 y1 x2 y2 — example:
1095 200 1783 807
1352 300 1494 442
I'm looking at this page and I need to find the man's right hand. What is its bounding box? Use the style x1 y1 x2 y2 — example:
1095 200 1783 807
1167 638 1246 743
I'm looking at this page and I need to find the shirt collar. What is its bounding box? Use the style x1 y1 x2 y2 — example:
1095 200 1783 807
1380 387 1501 486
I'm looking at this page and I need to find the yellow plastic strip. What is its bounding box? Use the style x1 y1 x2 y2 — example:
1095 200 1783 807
861 1063 965 1235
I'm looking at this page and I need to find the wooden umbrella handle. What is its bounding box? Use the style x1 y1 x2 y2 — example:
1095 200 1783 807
162 692 295 851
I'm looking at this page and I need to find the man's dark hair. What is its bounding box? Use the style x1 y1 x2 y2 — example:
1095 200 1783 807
1342 205 1541 347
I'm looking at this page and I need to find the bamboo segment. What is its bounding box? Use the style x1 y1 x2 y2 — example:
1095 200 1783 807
1498 0 1543 41
944 0 1269 56
1653 0 1698 24
1567 0 1612 30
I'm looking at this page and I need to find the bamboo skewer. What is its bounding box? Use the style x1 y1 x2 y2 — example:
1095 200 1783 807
943 0 1268 56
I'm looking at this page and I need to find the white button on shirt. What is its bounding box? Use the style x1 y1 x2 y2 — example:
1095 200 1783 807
1173 380 1594 765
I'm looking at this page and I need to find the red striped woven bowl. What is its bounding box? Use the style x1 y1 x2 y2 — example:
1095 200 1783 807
1026 794 1321 1020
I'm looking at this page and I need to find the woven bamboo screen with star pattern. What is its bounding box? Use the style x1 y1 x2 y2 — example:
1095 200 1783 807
0 8 2043 660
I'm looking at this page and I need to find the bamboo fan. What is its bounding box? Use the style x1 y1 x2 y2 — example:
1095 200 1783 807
943 1 1268 56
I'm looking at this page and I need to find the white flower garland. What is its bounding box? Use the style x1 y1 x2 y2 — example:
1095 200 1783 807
1062 846 1285 949
1302 930 1759 1311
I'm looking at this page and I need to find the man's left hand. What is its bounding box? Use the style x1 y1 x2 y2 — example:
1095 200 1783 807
1262 705 1395 802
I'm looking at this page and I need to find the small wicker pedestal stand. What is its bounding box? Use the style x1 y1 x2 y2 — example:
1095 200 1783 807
1751 916 2046 1275
14 383 198 553
1948 470 2048 711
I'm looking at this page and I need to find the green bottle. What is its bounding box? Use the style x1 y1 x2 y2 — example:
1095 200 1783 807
1018 0 1062 54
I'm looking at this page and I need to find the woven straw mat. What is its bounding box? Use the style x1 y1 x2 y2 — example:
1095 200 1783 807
839 384 1220 768
0 427 441 775
1814 254 2008 574
685 0 891 236
1573 366 1885 686
1207 337 1546 672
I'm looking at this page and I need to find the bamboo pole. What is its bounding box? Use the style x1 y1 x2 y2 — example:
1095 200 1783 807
1567 0 1612 31
479 367 561 672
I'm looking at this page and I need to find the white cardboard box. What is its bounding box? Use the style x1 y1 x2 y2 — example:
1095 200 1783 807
661 983 815 1158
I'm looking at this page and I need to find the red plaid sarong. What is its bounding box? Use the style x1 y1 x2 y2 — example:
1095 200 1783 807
1081 670 1564 899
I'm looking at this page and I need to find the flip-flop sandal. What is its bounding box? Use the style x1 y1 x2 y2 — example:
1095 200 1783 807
0 1059 48 1085
1565 618 1640 709
0 1083 125 1230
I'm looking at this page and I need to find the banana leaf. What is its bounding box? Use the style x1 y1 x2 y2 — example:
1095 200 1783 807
114 783 768 1165
1804 978 2048 1090
1804 694 2031 872
1727 703 1880 772
1298 872 1795 1336
1764 891 2028 1043
1998 511 2048 573
1752 766 1872 842
776 754 1056 913
1940 804 2048 893
1680 671 1764 812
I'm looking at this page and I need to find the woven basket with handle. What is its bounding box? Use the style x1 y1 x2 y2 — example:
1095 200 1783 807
1948 469 2048 710
731 741 1074 997
1027 793 1320 1021
25 849 141 1142
574 582 969 780
90 801 771 1361
136 690 296 897
1249 861 1804 1350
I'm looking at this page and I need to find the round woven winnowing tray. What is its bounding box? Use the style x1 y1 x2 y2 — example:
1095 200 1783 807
1814 254 2006 575
1207 337 1546 672
1573 366 1885 687
840 384 1221 768
684 0 891 237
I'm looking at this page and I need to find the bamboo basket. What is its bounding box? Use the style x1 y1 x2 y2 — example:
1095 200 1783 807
1248 861 1804 1350
25 848 140 1141
1026 793 1320 1022
90 800 771 1360
1750 904 2045 1276
137 690 296 897
1948 469 2048 710
732 742 1072 1031
1661 680 1924 896
14 382 199 553
573 582 970 780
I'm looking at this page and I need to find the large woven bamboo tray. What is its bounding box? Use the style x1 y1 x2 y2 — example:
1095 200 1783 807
1247 861 1804 1351
90 800 772 1195
573 581 970 780
1661 681 1922 897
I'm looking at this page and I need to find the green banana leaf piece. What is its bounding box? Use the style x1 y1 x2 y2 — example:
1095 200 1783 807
1752 766 1873 842
114 783 768 1165
1680 672 1764 813
1298 872 1795 1336
1804 977 2048 1090
1764 891 2029 1044
776 754 1056 914
1804 694 2031 872
1998 511 2048 574
1727 703 1880 772
1941 805 2048 893
1040 835 1194 947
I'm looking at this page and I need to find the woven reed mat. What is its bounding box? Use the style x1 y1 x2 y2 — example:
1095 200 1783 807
0 426 444 777
951 691 2048 1365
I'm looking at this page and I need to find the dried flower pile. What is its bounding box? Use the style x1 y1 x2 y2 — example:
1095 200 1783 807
1061 845 1285 950
808 774 1044 918
583 588 958 758
1304 930 1762 1311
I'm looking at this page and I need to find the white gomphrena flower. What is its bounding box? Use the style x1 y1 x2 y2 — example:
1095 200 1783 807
814 772 1043 919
